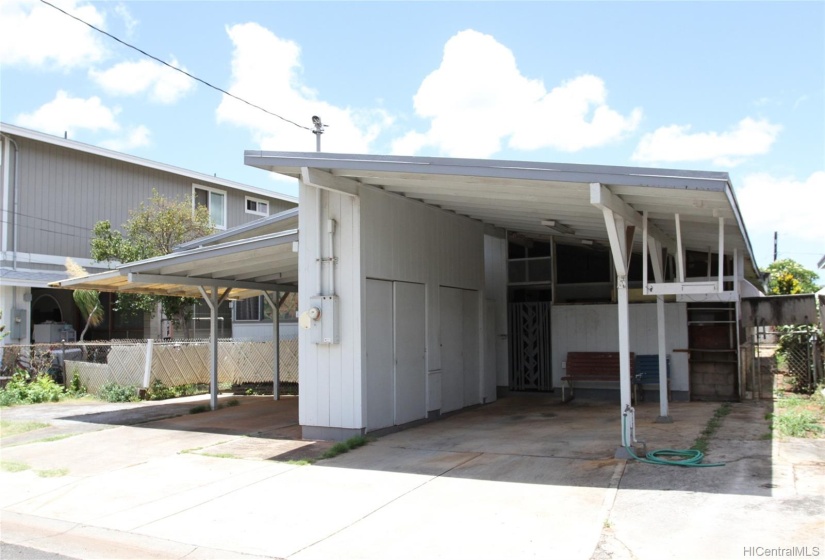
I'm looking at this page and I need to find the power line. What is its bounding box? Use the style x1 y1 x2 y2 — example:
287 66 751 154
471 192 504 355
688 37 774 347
39 0 312 132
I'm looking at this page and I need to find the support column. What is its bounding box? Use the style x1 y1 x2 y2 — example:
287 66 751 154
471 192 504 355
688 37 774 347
617 275 634 453
262 291 281 401
199 286 232 411
656 295 672 422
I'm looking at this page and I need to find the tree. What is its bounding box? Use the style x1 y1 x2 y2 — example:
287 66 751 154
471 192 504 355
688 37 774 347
91 189 214 338
65 258 104 342
763 259 821 295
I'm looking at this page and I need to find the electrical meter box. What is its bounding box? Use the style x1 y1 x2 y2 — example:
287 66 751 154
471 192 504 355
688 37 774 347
309 295 339 344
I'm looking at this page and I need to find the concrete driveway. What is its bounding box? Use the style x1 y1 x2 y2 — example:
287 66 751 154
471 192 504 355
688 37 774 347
1 394 823 559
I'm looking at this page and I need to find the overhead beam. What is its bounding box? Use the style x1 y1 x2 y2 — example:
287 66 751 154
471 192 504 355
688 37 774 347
590 183 676 254
301 167 360 197
127 273 298 293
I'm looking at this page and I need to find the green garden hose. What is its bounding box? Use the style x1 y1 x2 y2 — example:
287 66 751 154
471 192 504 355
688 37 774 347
622 413 725 468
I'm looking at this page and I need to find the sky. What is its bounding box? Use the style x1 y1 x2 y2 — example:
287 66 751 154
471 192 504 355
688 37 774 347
1 0 823 277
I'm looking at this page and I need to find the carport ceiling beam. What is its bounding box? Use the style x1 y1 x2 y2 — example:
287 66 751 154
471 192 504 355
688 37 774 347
127 273 298 293
301 167 360 197
590 183 676 254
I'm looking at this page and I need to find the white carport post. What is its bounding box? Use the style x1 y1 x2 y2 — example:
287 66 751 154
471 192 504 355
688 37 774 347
591 183 636 456
644 212 672 423
261 291 281 400
198 286 232 411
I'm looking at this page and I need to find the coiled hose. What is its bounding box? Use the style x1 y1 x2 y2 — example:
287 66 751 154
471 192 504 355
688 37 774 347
622 414 725 468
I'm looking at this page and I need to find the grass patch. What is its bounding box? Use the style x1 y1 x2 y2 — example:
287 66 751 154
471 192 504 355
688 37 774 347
1 461 31 473
771 388 825 439
0 420 50 438
285 459 314 466
201 452 237 459
189 399 240 415
37 468 69 478
32 434 75 444
320 435 370 460
692 402 732 454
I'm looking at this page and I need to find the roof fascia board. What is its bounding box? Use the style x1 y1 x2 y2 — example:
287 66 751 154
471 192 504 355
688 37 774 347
722 182 760 278
300 167 360 197
245 150 731 181
49 269 125 288
1 123 297 204
175 208 299 251
247 154 727 192
127 272 298 293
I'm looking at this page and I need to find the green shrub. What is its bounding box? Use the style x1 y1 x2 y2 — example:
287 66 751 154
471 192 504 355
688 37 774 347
146 380 208 400
0 370 64 406
66 370 87 398
98 382 138 403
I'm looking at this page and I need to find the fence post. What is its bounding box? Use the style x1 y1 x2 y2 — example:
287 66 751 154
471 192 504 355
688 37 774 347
143 338 154 389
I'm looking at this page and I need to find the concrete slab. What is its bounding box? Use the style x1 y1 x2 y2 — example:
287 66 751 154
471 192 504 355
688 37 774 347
2 394 823 560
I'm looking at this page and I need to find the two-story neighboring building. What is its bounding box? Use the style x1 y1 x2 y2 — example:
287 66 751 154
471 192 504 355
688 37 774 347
0 123 297 345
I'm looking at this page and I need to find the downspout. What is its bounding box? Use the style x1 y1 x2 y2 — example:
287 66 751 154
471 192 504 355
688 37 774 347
0 134 20 270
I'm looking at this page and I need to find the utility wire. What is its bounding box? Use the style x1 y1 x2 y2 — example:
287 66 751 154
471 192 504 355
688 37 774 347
39 0 312 132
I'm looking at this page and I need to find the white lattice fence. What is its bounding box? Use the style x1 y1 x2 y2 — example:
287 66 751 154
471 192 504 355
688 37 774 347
63 339 299 394
64 361 114 394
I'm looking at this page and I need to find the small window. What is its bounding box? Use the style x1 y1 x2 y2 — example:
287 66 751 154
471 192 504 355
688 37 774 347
234 297 262 322
193 185 227 229
245 196 269 216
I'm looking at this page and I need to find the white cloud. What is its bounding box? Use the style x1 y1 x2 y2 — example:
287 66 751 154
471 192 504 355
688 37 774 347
391 30 641 158
90 58 195 104
0 0 106 69
15 90 120 136
737 171 825 243
632 117 781 167
99 125 151 151
114 2 137 37
216 22 391 153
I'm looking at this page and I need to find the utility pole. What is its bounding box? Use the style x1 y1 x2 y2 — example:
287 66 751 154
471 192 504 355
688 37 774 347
773 231 778 261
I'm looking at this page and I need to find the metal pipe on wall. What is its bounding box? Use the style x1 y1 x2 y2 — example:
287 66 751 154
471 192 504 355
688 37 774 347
0 134 20 269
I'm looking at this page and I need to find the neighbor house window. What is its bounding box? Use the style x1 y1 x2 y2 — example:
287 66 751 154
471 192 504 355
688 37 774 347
193 185 226 229
245 196 269 216
234 297 262 322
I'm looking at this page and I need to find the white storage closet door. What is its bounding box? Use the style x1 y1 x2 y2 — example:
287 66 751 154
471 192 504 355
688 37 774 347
394 282 426 425
439 286 481 413
365 279 394 431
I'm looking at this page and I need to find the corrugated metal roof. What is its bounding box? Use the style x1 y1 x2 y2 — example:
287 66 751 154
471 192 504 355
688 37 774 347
50 230 298 299
0 268 71 287
245 151 759 280
175 208 299 250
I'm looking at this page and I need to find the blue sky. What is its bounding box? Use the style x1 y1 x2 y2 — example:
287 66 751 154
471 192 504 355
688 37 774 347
1 1 823 276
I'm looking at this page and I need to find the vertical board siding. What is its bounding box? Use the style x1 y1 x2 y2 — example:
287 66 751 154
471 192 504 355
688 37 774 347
12 136 295 261
551 303 689 391
298 182 362 429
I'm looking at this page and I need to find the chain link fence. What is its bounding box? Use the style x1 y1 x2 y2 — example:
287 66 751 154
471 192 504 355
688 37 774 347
1 338 298 396
742 328 823 398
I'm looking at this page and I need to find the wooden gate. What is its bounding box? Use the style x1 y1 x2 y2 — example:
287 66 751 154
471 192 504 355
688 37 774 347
508 302 552 391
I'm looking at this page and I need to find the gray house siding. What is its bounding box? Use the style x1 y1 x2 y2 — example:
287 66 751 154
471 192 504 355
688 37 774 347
9 136 294 267
1 123 296 344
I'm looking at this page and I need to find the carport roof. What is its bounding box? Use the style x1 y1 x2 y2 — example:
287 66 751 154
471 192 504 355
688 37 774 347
49 230 298 299
245 152 760 281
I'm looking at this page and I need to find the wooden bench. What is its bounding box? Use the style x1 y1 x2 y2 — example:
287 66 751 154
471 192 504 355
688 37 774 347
561 352 635 402
634 354 671 403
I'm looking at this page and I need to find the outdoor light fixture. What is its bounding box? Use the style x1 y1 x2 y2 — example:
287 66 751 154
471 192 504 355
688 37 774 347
581 239 606 250
311 115 326 152
541 220 575 235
